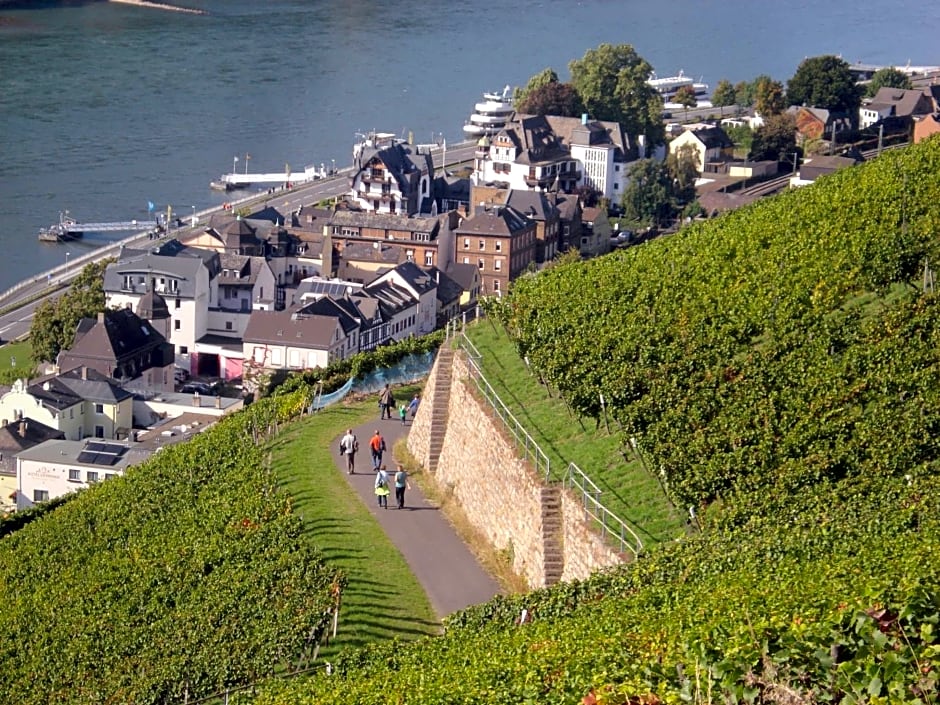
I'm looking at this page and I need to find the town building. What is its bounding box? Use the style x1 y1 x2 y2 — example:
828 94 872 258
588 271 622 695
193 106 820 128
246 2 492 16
0 418 65 512
453 203 537 297
15 438 149 510
668 125 734 174
0 368 134 442
349 133 435 215
57 308 175 394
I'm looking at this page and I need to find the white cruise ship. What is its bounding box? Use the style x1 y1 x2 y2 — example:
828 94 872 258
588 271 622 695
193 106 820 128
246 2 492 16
647 70 709 101
463 85 515 136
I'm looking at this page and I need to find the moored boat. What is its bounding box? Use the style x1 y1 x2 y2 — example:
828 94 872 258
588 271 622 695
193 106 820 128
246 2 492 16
38 212 82 242
647 70 709 101
463 85 515 136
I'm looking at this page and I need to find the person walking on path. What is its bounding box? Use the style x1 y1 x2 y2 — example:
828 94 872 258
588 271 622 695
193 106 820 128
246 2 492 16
379 384 394 420
394 464 410 509
369 429 386 470
340 429 358 474
398 402 407 426
374 465 390 508
408 393 420 419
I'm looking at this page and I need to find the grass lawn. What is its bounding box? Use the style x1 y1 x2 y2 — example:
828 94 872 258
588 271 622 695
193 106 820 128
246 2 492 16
0 339 35 385
266 388 439 660
464 321 688 549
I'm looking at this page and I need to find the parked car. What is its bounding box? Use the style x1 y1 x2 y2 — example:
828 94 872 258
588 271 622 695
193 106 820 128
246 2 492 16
181 381 215 395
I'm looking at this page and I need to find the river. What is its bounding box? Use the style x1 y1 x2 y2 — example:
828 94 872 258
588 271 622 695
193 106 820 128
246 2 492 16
0 0 937 290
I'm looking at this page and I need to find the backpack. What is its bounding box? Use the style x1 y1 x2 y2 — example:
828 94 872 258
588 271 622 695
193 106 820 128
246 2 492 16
376 472 388 489
339 440 345 455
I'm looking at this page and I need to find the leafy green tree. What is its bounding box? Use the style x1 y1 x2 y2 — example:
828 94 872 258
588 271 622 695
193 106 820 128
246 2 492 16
734 80 754 109
673 84 697 121
865 67 913 98
516 80 583 117
620 158 675 227
515 68 559 107
30 259 111 363
754 75 786 116
787 54 862 117
569 43 665 147
749 113 798 162
666 143 699 204
711 79 737 117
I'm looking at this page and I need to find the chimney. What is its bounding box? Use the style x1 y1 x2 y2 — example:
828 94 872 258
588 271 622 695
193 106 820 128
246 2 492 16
214 395 222 409
18 420 26 438
81 366 88 380
192 392 200 407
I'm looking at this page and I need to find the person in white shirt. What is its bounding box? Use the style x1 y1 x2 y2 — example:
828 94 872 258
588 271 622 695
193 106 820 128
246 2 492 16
340 429 358 474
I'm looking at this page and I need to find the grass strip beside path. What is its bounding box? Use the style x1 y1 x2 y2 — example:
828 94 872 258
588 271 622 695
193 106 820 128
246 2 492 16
267 392 438 660
465 322 688 548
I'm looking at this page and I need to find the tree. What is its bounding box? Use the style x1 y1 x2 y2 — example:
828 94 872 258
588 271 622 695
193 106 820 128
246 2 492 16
749 113 798 162
515 68 560 107
516 80 583 117
666 143 699 205
734 80 755 110
673 85 698 121
569 43 665 147
30 259 111 363
754 75 786 117
711 79 737 117
620 158 675 227
787 55 862 117
865 67 913 98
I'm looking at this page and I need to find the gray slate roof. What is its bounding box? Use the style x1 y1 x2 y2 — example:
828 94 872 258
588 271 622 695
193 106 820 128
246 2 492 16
243 309 343 350
28 367 133 411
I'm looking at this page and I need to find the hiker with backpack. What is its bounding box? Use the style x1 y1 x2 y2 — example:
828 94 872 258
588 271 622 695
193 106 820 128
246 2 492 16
374 465 390 509
369 430 386 470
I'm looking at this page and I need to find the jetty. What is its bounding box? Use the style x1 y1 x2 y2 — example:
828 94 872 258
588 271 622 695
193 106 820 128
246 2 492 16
38 212 161 242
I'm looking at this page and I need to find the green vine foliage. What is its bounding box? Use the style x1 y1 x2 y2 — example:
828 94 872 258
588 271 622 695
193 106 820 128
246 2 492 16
237 138 940 704
0 387 342 704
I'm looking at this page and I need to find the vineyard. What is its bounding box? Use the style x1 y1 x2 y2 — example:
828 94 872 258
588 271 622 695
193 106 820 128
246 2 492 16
238 137 940 704
0 385 340 704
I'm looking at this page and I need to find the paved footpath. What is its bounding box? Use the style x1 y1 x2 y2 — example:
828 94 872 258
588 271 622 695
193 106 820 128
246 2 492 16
333 414 501 619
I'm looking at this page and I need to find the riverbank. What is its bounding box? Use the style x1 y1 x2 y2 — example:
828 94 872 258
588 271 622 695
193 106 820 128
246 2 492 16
108 0 206 14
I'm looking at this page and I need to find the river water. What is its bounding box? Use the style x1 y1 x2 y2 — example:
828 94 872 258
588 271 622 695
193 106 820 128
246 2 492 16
0 0 937 291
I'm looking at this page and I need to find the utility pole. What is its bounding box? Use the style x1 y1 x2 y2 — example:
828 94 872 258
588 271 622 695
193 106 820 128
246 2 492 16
877 123 884 156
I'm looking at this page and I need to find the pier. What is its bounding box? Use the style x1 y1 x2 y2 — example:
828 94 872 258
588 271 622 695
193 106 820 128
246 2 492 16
38 213 162 242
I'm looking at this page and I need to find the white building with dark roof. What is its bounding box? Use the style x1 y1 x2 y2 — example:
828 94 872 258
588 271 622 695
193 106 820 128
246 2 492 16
15 438 149 510
349 133 435 215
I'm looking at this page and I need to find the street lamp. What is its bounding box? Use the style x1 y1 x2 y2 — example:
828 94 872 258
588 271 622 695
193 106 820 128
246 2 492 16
191 205 196 228
331 158 335 175
65 251 70 274
245 153 250 175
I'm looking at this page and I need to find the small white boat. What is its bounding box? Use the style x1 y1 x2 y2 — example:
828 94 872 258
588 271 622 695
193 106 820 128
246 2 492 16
463 85 514 136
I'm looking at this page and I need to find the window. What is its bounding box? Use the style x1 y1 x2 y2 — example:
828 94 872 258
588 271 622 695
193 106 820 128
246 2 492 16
462 257 470 265
94 425 104 438
68 468 80 482
478 259 484 271
94 403 104 414
175 298 181 309
174 320 181 331
493 279 500 292
463 238 469 249
225 321 233 331
495 240 502 252
87 471 99 483
271 349 282 365
179 345 188 354
479 240 485 250
424 252 433 266
495 259 502 271
33 489 49 503
105 473 116 481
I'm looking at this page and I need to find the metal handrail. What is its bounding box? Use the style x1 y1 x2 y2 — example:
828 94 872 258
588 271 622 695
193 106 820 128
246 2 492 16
563 462 643 559
453 327 644 560
460 351 551 481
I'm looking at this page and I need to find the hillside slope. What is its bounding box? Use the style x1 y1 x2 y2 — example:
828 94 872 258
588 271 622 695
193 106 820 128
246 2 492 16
243 137 940 704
